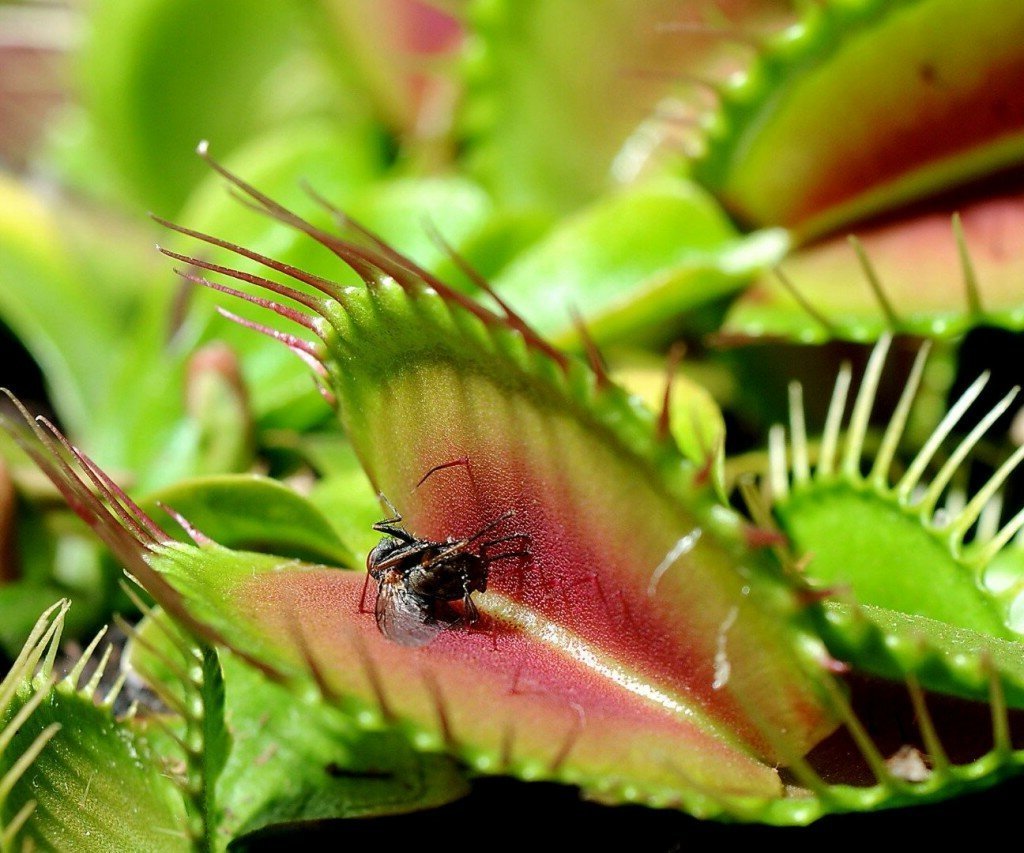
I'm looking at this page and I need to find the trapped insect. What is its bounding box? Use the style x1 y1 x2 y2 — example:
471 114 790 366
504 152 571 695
365 503 531 648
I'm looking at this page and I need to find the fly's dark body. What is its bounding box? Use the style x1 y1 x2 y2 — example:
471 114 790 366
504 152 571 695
365 510 529 647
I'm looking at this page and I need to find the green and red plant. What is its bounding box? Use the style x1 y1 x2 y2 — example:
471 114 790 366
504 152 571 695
3 0 1024 847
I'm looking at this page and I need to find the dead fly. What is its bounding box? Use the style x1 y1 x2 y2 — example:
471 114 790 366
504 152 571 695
365 504 531 648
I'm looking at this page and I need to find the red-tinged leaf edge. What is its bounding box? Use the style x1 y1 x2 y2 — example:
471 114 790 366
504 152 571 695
724 191 1024 344
688 0 1024 240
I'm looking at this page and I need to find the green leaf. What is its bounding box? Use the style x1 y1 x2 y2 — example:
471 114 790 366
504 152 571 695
141 178 841 816
0 495 108 656
125 609 469 845
81 0 301 211
819 602 1024 707
1 602 66 848
0 608 190 851
199 645 229 846
692 0 1024 239
219 653 468 840
141 474 357 568
490 178 787 344
763 337 1024 696
778 481 1010 637
119 602 231 848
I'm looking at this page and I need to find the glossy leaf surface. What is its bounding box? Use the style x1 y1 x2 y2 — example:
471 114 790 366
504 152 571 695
693 0 1024 239
725 190 1024 343
489 178 787 344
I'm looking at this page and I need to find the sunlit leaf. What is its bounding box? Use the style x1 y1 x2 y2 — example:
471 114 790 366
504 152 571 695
692 0 1024 239
131 176 841 814
725 191 1024 344
763 338 1024 701
142 474 357 568
490 178 787 344
0 606 190 851
125 611 470 843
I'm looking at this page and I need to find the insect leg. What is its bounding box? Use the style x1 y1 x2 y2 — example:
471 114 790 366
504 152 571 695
465 510 516 544
371 522 418 544
415 456 471 489
371 494 419 540
462 579 480 625
479 532 532 557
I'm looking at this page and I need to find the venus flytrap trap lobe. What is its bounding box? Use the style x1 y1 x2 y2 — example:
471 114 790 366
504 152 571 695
725 199 1024 344
161 146 839 745
1 151 850 817
1 406 804 816
0 602 66 851
667 0 1024 348
0 603 193 852
762 336 1024 705
686 0 1024 239
136 150 1024 819
8 372 1024 827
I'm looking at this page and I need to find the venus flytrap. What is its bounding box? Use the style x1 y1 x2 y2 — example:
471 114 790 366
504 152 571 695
5 146 1024 834
6 0 1024 843
0 603 192 852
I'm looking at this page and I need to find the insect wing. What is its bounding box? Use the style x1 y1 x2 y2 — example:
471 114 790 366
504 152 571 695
374 573 442 648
